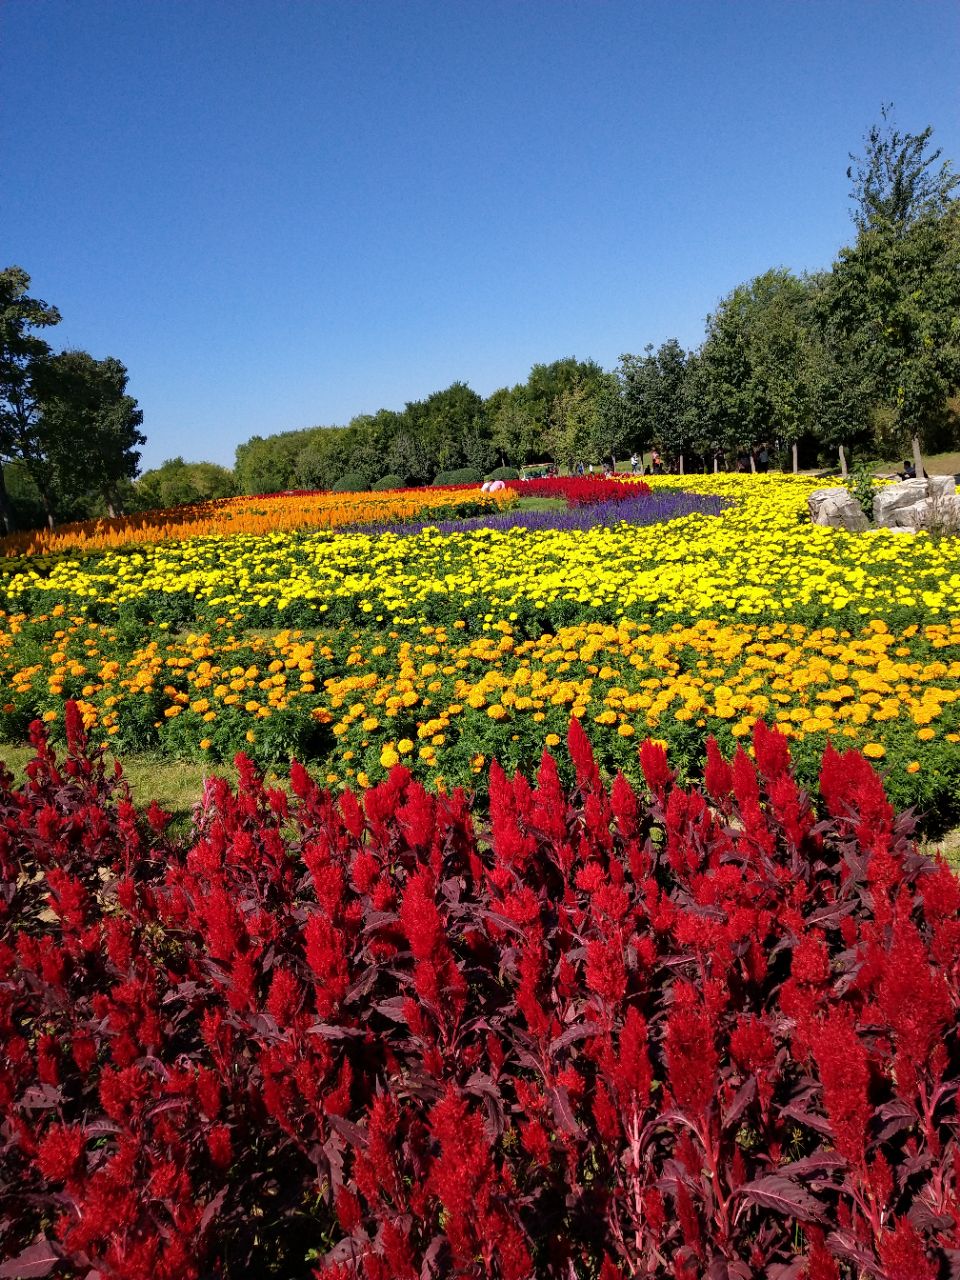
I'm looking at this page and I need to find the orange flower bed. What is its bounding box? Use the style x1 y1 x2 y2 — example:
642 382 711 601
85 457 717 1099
0 486 515 557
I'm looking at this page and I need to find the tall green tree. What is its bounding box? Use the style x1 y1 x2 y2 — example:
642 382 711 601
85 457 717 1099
590 371 628 469
544 379 596 468
847 103 960 234
36 350 145 516
824 112 960 459
620 339 692 466
526 357 605 446
0 266 61 530
486 386 541 466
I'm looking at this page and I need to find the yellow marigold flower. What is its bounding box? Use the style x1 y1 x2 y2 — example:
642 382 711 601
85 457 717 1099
863 743 885 759
200 738 212 750
487 704 507 720
397 738 414 755
545 733 561 746
380 745 400 768
917 727 936 741
906 761 920 774
164 706 181 718
42 710 57 723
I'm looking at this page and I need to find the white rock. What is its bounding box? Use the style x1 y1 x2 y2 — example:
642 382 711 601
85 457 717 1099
874 478 930 526
927 493 960 531
807 488 868 532
928 474 957 499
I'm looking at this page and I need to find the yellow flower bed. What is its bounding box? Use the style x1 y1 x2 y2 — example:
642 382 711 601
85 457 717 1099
3 474 960 824
4 474 957 630
3 608 959 818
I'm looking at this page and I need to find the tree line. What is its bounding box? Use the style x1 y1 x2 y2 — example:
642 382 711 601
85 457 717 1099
3 109 958 528
230 111 960 496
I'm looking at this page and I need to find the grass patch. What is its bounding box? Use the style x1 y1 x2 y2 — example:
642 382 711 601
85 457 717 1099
874 451 960 477
0 743 301 833
0 744 218 830
513 497 568 512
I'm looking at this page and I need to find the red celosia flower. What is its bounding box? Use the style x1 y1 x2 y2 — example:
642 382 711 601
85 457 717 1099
639 737 673 796
585 936 627 1004
614 1006 652 1107
752 719 791 783
877 913 952 1094
704 735 733 801
37 1123 86 1183
810 1008 872 1167
206 1124 232 1168
878 1216 938 1280
663 983 718 1116
803 1231 840 1280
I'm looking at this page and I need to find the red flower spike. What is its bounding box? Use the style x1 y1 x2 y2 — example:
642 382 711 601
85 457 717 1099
638 737 673 796
704 735 733 801
878 1216 938 1280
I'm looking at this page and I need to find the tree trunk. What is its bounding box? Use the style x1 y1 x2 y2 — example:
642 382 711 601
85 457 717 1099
839 445 848 478
38 484 56 530
749 453 757 474
713 455 719 473
912 435 925 479
678 454 684 475
792 442 798 474
0 468 16 534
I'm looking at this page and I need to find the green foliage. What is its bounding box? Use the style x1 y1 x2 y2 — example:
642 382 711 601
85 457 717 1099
485 466 520 481
235 427 325 495
847 103 960 233
848 464 877 521
820 203 960 452
371 474 405 491
432 467 482 486
135 457 237 510
331 472 371 493
0 267 144 530
620 338 691 462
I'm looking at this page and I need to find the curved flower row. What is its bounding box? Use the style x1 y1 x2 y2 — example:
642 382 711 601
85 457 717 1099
0 484 515 558
3 475 960 635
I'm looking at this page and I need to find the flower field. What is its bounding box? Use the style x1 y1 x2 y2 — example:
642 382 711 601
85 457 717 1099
2 473 960 823
0 483 514 558
1 711 959 1277
4 472 960 1279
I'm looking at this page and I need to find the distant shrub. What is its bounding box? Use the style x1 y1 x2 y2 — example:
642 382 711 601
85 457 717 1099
432 467 482 487
331 472 370 493
371 474 405 491
486 466 520 482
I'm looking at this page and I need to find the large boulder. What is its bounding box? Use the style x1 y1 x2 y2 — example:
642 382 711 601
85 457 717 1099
874 476 958 530
808 487 868 532
928 474 957 500
927 492 960 532
874 478 933 528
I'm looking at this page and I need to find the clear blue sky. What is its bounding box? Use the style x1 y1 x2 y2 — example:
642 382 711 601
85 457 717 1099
4 0 959 470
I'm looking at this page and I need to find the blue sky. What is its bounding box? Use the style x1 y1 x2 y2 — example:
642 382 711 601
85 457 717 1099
4 0 959 470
